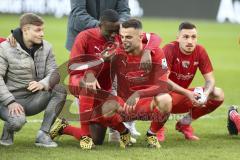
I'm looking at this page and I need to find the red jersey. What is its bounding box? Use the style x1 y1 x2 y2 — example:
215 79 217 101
69 28 161 97
0 38 6 43
163 41 213 88
111 45 168 101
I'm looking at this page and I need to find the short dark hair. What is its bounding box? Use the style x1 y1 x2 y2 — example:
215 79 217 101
100 9 119 23
20 13 44 29
121 18 142 29
178 22 196 31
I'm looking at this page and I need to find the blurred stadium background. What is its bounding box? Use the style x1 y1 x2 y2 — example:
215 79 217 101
0 0 239 160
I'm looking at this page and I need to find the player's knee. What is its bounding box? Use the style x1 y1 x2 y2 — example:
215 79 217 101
90 123 106 145
212 87 224 101
102 100 119 117
8 114 26 132
155 94 172 113
52 84 67 100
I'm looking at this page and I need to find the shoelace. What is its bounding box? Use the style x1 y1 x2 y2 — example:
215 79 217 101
149 136 157 144
83 137 91 143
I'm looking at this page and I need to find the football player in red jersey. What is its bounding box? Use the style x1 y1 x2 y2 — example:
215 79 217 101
0 37 5 43
98 18 171 148
50 9 162 149
156 22 224 141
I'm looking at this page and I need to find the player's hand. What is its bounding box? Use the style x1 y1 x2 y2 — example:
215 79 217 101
197 92 208 106
185 90 201 107
8 102 24 116
140 49 152 72
27 81 45 92
100 49 115 61
81 72 101 93
124 92 140 114
7 34 17 47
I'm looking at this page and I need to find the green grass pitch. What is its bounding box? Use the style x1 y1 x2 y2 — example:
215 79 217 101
0 14 239 160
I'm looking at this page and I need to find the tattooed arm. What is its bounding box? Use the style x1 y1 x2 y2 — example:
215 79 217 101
203 72 215 98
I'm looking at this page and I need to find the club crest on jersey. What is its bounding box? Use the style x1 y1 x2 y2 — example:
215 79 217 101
182 61 190 68
161 58 168 69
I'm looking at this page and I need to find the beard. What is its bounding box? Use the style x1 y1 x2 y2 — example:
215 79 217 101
123 43 132 52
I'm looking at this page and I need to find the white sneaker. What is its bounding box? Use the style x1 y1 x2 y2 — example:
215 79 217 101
124 121 141 137
108 128 137 143
35 130 58 147
130 137 137 143
108 128 120 142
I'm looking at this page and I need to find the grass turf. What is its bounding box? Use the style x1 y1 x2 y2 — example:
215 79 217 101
0 14 240 160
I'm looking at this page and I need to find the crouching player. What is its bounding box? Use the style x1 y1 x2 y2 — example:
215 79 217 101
156 22 224 141
99 18 171 148
50 19 171 149
49 9 163 150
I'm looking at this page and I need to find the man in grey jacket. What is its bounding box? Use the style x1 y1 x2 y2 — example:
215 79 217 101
66 0 130 51
0 13 66 147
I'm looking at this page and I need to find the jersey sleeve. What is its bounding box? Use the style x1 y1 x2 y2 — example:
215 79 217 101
162 43 175 70
68 32 88 97
198 46 213 75
138 48 169 98
142 32 161 54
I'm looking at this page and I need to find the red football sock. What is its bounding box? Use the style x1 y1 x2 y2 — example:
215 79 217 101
78 94 95 137
150 111 170 133
150 121 164 133
230 110 240 131
103 114 126 133
191 100 223 120
62 125 85 140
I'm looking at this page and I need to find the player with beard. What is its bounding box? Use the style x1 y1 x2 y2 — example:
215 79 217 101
156 22 224 141
50 10 162 149
94 18 172 149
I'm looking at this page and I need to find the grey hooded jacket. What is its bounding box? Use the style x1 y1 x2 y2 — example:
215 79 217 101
0 40 59 106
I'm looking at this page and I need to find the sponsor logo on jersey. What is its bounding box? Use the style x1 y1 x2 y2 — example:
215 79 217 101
182 60 190 68
161 58 168 69
171 71 194 81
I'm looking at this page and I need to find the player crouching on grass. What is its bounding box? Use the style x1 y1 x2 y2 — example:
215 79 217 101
156 22 224 141
99 19 172 149
101 18 172 149
50 19 171 149
49 9 164 150
0 13 66 147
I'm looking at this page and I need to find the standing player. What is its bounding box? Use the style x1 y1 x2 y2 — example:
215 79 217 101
157 22 224 141
50 10 162 149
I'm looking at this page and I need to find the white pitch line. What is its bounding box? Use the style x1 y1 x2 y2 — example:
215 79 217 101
25 114 226 123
